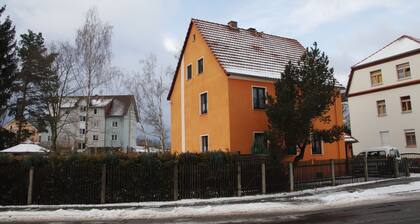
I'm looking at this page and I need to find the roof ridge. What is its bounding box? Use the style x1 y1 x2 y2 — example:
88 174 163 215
191 18 301 43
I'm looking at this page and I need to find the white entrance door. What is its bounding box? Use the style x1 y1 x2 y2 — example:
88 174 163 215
379 131 390 146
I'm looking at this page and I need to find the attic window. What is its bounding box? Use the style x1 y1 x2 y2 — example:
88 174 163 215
192 34 196 42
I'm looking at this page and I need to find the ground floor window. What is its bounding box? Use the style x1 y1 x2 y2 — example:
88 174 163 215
201 135 208 152
311 134 323 154
78 142 86 149
405 130 417 148
252 132 267 154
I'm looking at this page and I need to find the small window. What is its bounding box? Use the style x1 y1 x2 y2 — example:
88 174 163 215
80 116 86 122
405 130 417 147
78 142 86 149
93 135 98 141
252 132 267 153
370 70 383 86
192 34 196 42
311 134 322 154
200 92 208 114
80 106 87 112
112 121 118 127
112 134 118 141
197 58 204 74
79 129 85 135
65 110 70 115
376 100 386 116
397 63 411 80
94 108 98 114
253 87 266 109
401 96 412 113
201 135 208 152
187 64 192 80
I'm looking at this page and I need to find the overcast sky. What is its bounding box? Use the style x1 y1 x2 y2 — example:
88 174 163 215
4 0 420 135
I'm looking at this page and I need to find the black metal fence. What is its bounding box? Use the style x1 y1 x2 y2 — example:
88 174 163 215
0 154 410 206
401 153 420 173
293 158 410 190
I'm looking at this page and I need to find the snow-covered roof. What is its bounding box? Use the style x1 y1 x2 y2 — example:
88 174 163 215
61 98 80 108
1 144 49 153
91 98 113 107
344 134 358 143
193 19 305 79
354 35 420 67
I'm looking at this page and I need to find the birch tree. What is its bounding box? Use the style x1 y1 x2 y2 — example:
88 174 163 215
75 8 112 150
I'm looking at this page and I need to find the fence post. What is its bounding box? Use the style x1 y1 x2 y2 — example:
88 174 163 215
261 161 266 194
364 156 368 182
237 161 242 197
331 160 336 186
173 161 179 201
289 162 294 192
100 164 106 204
405 159 410 177
27 167 34 205
394 158 399 178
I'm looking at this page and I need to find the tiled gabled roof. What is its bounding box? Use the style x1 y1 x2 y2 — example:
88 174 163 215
167 19 305 100
193 19 305 79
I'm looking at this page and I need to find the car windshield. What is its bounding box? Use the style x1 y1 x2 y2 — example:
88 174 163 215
367 151 386 159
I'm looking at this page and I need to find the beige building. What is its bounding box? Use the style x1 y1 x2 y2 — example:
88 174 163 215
347 35 420 155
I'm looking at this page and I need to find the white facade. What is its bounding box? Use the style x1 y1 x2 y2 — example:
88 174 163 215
348 36 420 155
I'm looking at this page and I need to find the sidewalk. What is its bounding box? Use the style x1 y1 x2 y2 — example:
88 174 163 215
1 175 420 223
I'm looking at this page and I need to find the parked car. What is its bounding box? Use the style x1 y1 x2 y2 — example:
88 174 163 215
355 146 401 160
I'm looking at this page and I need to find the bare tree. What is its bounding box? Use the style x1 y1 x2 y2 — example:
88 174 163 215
41 42 78 152
126 54 170 151
74 8 112 151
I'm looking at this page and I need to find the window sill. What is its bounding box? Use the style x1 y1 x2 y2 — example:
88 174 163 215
406 145 417 148
253 108 266 111
378 114 387 117
371 83 383 87
402 110 412 114
200 112 208 116
398 77 411 81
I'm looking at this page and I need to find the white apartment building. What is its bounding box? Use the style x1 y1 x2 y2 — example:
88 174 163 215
347 35 420 155
41 95 138 152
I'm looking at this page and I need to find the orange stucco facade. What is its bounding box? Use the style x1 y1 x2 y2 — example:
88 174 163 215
169 23 346 161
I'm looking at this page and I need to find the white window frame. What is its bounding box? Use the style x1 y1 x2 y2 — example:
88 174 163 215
93 108 98 114
186 63 192 80
396 62 411 80
200 134 209 152
401 96 412 113
376 100 386 117
370 70 383 86
310 133 324 155
251 86 267 110
112 121 118 128
93 135 98 141
79 128 85 135
111 134 118 141
404 129 417 148
197 57 204 75
199 91 208 115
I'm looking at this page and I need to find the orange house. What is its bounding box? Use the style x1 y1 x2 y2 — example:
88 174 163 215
168 19 346 161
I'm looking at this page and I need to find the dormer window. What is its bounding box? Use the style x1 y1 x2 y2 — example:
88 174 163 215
370 70 383 86
397 63 411 80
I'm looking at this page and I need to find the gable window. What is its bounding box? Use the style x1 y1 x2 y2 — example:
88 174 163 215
80 106 87 112
80 116 86 122
376 100 386 116
252 87 266 109
405 130 417 148
197 58 204 74
401 96 412 113
370 70 383 86
93 135 98 141
201 135 209 152
79 129 85 135
200 92 208 114
93 108 98 114
186 64 192 80
311 134 323 155
397 63 411 80
112 134 118 141
112 121 118 127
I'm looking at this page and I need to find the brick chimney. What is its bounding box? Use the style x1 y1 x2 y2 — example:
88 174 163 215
228 21 238 29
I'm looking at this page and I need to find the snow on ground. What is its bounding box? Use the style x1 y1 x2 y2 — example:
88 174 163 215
1 177 420 222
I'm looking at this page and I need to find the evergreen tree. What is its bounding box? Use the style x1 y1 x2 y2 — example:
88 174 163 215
266 43 343 163
13 30 55 142
0 5 17 121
